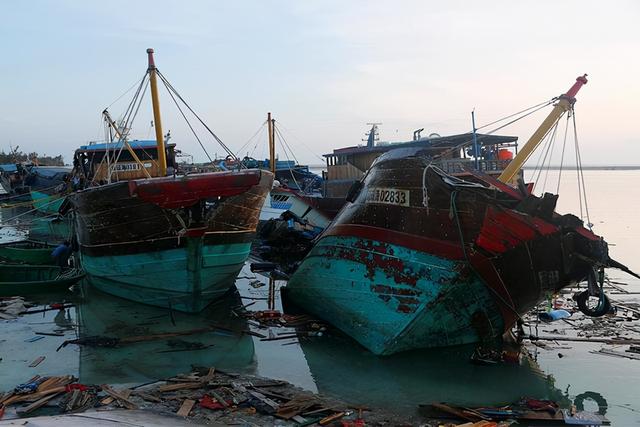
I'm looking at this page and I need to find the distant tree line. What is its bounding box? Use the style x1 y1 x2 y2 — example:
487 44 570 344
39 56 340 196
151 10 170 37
0 149 65 166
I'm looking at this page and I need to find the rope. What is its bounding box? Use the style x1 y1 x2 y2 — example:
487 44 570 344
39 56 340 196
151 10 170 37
0 199 63 226
482 99 556 136
274 120 326 163
275 124 300 165
528 114 562 192
556 113 571 194
475 98 557 132
273 125 302 190
235 121 267 158
450 190 521 331
159 75 213 163
106 73 148 109
573 111 592 228
428 100 555 164
156 71 240 163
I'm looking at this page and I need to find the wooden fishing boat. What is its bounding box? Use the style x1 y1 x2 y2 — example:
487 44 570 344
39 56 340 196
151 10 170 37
285 75 638 355
0 164 70 213
0 265 84 295
64 49 272 313
0 240 56 265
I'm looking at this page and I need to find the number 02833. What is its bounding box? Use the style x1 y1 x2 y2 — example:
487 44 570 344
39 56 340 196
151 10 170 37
364 187 410 207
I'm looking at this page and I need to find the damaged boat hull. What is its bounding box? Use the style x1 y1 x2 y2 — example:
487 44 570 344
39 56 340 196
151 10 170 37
286 148 610 355
286 234 504 355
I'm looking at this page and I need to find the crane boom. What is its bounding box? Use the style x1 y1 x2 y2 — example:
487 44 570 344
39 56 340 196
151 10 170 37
497 75 588 184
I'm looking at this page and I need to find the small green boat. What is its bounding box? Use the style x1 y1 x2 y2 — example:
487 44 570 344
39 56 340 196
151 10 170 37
0 265 85 295
0 240 57 265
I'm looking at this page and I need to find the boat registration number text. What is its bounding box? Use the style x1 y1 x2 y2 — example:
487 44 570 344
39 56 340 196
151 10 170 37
114 162 152 171
365 187 410 207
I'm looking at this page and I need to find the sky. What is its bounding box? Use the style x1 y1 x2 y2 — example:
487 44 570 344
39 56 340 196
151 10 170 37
1 0 639 166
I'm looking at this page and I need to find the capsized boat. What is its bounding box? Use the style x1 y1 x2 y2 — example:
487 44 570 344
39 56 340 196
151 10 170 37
64 49 272 313
285 75 638 355
0 264 84 295
0 240 57 265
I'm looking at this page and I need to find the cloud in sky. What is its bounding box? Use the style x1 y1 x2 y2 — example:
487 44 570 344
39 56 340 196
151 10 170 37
1 0 638 165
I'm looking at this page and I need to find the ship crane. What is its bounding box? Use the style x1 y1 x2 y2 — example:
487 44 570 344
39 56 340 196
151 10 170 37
498 75 588 183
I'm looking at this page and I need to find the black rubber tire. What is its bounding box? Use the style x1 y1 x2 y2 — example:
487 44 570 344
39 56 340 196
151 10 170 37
574 290 611 317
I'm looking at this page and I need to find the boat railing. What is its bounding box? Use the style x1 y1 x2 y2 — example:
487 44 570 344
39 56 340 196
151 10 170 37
439 158 512 174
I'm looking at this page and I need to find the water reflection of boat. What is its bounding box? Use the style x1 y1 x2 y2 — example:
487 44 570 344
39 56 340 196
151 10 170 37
0 264 84 295
297 334 568 412
76 284 255 385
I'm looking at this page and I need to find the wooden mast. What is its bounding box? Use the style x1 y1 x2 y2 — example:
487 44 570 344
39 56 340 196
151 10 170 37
498 75 588 183
147 48 167 176
267 112 276 174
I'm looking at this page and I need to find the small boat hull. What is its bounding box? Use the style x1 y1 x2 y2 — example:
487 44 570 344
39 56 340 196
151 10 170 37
0 264 84 295
80 239 251 313
286 235 504 355
0 240 56 265
31 190 64 214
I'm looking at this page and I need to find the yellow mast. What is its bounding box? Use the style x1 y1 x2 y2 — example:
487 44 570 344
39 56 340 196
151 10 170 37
147 48 167 176
498 75 588 184
267 112 276 174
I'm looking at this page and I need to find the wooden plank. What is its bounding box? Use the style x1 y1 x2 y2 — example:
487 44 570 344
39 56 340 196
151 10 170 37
101 385 138 410
319 412 346 425
2 386 67 406
430 403 479 422
16 391 62 414
28 356 45 367
133 391 162 403
247 390 278 410
158 382 203 393
176 399 196 417
200 367 216 383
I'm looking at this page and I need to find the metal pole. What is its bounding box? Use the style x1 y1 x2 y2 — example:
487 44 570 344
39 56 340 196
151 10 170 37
147 48 167 176
471 110 479 170
268 112 276 174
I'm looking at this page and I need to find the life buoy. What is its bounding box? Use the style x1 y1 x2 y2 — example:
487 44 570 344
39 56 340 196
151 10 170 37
574 391 608 415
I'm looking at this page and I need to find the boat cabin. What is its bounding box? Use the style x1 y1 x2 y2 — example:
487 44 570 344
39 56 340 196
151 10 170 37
323 132 518 198
73 140 177 183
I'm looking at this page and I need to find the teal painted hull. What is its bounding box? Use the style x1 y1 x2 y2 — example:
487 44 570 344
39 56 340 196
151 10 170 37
29 216 71 241
286 235 504 355
81 240 251 313
31 190 64 214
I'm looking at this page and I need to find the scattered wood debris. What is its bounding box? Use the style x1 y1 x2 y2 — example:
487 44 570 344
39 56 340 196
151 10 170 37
0 368 399 425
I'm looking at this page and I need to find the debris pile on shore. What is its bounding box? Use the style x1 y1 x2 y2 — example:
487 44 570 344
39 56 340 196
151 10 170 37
0 368 401 425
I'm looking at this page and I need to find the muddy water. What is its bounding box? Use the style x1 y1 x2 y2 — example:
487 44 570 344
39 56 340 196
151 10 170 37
1 169 639 425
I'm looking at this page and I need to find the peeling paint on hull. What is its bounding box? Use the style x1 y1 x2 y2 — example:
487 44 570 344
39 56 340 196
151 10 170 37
286 235 504 355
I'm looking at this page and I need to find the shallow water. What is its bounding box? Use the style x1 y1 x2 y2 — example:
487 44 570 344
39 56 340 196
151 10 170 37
1 169 639 425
